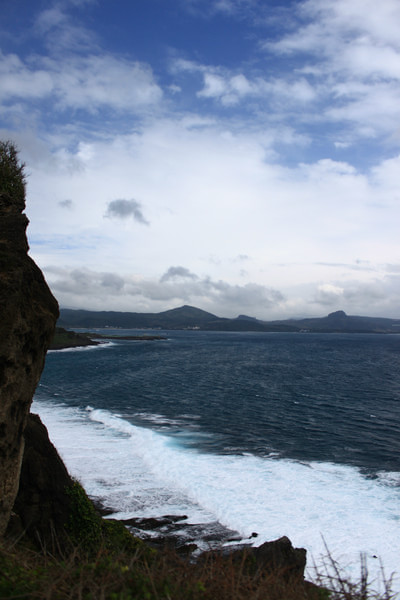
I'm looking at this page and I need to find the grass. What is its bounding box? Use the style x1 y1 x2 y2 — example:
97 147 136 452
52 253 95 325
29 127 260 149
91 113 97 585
0 541 322 600
2 482 397 599
0 533 397 599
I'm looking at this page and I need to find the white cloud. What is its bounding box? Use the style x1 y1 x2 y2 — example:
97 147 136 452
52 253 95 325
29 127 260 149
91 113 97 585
34 3 98 52
371 155 400 197
35 6 68 33
314 283 344 306
0 3 162 120
264 0 400 140
181 0 257 17
271 0 400 59
45 265 285 317
175 59 317 108
40 260 400 320
0 52 54 101
17 108 399 318
0 51 162 114
212 0 252 14
312 279 394 315
52 55 163 111
22 116 397 257
303 0 400 48
198 72 229 99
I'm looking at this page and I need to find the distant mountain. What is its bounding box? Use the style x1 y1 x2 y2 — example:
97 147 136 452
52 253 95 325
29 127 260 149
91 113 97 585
58 306 400 333
58 305 219 330
270 310 400 333
236 314 258 321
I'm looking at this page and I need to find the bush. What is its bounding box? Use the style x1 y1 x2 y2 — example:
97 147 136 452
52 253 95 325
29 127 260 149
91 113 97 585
0 140 26 200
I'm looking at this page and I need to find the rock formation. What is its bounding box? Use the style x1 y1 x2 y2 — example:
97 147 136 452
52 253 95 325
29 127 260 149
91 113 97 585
0 145 59 536
8 413 130 557
7 413 76 551
245 536 306 580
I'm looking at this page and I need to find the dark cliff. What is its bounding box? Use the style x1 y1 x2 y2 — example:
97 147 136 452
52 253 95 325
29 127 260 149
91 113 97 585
0 143 59 536
7 413 76 553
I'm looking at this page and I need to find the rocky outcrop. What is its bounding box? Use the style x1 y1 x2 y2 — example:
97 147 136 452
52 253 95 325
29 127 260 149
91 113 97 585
244 536 306 580
0 188 59 536
7 413 75 552
194 535 307 583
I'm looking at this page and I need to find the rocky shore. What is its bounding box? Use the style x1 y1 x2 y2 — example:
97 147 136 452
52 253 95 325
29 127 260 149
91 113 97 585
49 326 167 350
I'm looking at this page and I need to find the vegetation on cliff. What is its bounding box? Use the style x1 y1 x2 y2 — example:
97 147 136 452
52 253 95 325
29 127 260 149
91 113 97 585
0 140 26 201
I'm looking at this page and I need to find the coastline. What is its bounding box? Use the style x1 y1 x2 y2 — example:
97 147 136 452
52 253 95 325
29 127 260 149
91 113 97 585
92 496 249 556
49 327 166 350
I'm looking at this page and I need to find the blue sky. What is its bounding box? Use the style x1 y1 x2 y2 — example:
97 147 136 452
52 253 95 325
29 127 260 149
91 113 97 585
1 0 400 318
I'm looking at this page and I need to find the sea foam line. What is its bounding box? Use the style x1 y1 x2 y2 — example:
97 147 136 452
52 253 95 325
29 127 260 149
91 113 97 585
34 400 400 593
48 341 116 353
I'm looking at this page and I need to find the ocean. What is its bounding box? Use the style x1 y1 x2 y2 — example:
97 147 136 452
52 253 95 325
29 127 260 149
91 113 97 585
33 330 400 592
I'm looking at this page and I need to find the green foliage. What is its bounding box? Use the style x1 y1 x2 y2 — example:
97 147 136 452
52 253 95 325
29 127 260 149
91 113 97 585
101 519 153 558
65 480 153 559
0 140 26 200
0 554 31 597
65 481 103 553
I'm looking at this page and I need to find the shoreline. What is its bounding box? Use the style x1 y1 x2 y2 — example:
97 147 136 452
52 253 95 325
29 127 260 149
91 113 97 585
92 496 250 556
49 327 167 350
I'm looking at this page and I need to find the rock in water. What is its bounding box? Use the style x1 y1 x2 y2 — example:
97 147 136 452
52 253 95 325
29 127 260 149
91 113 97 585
0 153 59 536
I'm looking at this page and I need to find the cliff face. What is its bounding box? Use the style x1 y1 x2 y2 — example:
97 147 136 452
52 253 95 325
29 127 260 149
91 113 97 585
8 413 76 552
0 189 59 536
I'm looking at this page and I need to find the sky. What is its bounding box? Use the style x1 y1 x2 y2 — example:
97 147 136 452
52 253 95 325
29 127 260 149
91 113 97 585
1 0 400 320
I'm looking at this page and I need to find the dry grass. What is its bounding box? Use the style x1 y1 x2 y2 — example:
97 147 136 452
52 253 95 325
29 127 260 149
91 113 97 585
310 542 397 600
0 535 397 600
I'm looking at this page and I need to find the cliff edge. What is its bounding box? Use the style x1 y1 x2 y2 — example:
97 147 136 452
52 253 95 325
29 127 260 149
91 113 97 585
0 142 59 536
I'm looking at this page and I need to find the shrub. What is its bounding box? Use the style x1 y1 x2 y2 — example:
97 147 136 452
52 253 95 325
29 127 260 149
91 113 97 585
0 140 26 200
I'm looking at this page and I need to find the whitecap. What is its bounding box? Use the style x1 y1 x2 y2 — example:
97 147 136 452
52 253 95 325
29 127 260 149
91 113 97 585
33 399 400 594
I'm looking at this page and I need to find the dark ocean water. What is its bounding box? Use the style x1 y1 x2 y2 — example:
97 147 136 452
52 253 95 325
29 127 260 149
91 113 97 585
38 330 400 471
33 331 400 588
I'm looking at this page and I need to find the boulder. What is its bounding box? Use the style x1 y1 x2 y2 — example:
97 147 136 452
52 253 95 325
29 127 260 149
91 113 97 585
229 535 306 581
252 535 306 579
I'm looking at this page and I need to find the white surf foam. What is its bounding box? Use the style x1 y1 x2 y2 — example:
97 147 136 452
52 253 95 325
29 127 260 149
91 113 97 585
48 341 115 353
33 399 400 594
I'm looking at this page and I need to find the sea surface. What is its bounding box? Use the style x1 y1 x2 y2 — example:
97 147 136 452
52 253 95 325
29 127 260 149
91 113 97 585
33 330 400 592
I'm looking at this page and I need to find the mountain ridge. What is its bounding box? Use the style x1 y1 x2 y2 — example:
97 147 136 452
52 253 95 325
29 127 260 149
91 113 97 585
58 306 400 333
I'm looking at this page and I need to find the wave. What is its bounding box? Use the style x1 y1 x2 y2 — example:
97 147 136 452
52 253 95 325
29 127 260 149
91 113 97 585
33 399 400 592
48 342 116 353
